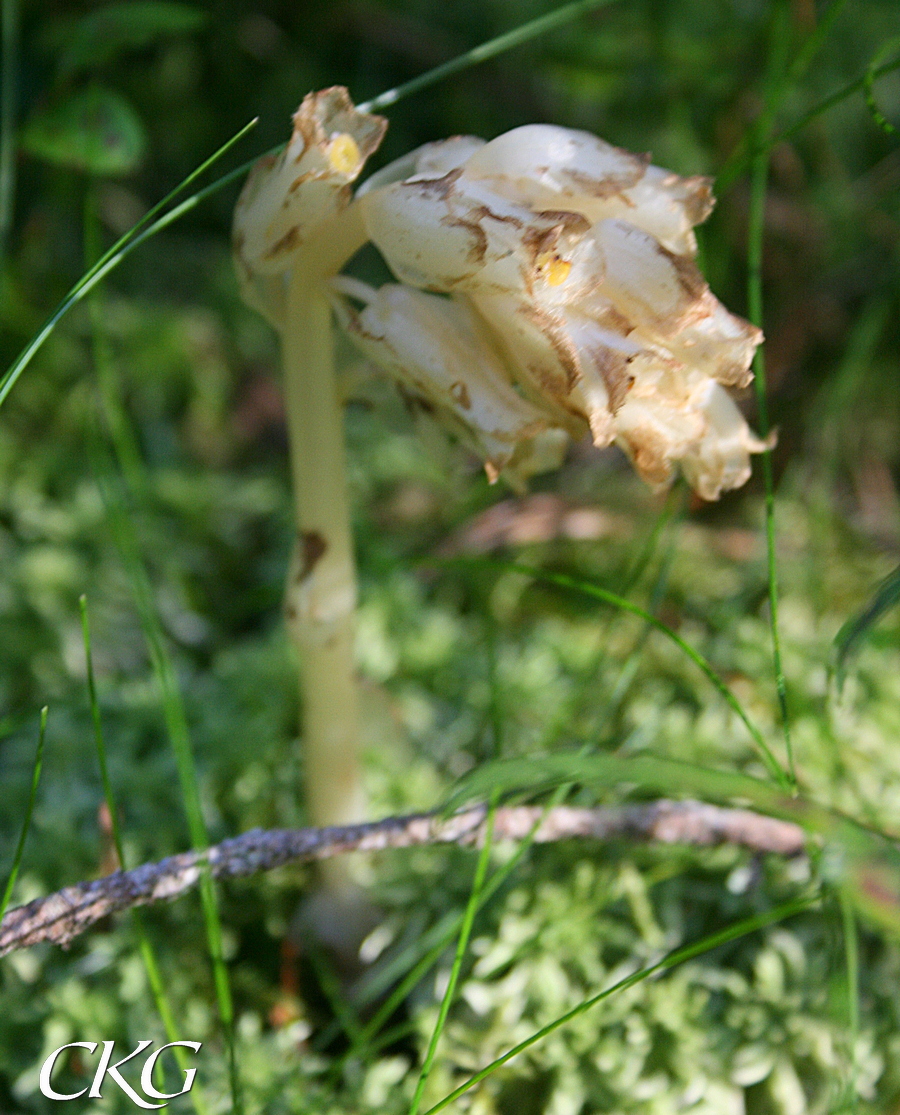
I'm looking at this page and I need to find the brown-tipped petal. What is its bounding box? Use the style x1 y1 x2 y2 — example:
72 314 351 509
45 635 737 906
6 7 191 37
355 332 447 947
664 292 763 388
589 219 709 333
612 381 768 499
330 279 569 480
361 172 596 298
357 136 486 197
462 125 714 255
612 396 705 489
233 87 386 280
679 381 770 500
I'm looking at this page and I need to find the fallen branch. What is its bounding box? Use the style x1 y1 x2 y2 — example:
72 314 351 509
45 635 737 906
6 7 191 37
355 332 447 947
0 800 805 957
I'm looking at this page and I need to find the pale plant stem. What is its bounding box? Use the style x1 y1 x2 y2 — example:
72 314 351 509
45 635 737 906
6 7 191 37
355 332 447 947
282 261 362 890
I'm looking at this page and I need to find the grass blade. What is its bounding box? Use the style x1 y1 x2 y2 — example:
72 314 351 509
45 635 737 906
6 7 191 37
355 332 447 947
437 555 788 788
835 564 900 687
358 0 619 112
89 402 243 1113
79 597 209 1115
0 115 257 409
0 707 46 925
745 0 795 787
422 896 817 1115
83 201 242 1111
409 793 499 1115
838 891 861 1112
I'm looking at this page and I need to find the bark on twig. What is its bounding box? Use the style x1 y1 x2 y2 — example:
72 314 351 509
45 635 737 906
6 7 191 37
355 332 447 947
0 801 805 957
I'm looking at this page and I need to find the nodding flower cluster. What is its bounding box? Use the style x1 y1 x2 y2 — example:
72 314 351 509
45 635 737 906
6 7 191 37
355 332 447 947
234 87 767 500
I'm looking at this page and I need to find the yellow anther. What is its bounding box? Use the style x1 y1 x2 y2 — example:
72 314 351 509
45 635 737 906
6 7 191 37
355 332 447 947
536 253 571 286
327 133 361 175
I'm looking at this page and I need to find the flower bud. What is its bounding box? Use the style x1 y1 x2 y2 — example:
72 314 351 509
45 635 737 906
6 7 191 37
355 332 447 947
233 87 385 326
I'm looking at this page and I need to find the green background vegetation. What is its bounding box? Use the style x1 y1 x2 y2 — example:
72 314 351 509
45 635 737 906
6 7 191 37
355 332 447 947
1 0 900 1110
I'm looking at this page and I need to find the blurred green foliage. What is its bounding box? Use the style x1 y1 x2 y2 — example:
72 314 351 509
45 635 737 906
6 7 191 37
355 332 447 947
1 0 900 1111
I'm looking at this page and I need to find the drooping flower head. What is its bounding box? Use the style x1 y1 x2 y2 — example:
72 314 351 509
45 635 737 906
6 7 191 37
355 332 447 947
234 89 767 500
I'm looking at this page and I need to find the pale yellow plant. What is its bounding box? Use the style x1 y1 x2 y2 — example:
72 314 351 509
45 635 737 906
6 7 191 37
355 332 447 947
233 88 766 876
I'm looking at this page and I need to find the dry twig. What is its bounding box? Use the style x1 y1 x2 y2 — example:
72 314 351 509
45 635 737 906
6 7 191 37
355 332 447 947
0 800 805 957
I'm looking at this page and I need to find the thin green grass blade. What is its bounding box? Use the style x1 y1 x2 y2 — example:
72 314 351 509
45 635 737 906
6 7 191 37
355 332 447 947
335 782 571 1066
408 792 499 1115
79 596 209 1115
305 942 368 1049
445 749 900 938
838 890 861 1113
716 0 848 192
864 38 900 135
593 526 681 741
445 751 800 821
0 116 257 409
0 707 46 925
835 564 900 687
436 555 787 788
88 415 243 1113
718 49 900 192
618 482 684 598
357 0 619 112
83 206 242 1109
0 0 20 269
422 896 817 1115
1 0 618 407
745 1 795 788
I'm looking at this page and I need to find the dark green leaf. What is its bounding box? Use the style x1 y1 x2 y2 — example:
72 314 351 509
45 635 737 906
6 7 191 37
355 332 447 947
21 87 147 176
60 2 206 76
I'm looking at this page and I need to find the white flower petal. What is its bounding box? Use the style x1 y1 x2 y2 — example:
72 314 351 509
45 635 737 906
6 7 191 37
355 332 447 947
357 136 486 197
330 279 568 481
233 87 386 279
680 381 769 500
463 124 712 255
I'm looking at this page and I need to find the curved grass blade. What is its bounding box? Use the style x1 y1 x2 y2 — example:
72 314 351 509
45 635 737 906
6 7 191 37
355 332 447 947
0 707 46 925
83 237 242 1109
1 0 618 408
445 751 805 822
718 55 900 192
422 896 816 1115
79 597 209 1115
409 793 499 1115
746 1 795 787
436 555 788 788
0 116 258 409
89 422 243 1111
716 0 848 191
357 0 618 113
835 564 900 688
864 38 900 135
447 750 900 939
838 891 861 1112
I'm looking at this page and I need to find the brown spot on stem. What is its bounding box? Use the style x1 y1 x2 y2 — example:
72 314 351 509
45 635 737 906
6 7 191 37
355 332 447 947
296 531 328 581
